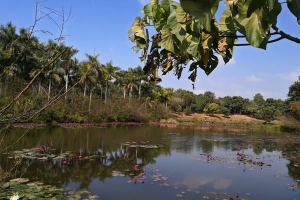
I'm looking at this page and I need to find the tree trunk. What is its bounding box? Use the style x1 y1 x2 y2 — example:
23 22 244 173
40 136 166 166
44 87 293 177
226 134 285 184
129 86 133 100
38 80 41 95
99 85 103 100
83 81 87 97
123 87 126 98
89 84 93 112
48 79 52 100
138 80 142 100
65 75 68 102
104 81 108 104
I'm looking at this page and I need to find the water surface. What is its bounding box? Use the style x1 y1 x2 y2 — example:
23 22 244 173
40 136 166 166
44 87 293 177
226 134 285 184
1 125 300 199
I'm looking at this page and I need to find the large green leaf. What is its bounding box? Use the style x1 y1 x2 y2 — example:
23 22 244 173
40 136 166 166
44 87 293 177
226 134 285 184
219 9 236 64
287 0 300 23
219 9 235 33
159 25 180 53
128 17 146 40
161 0 180 15
180 0 219 17
167 10 186 42
199 51 218 75
176 6 188 24
128 17 147 50
239 9 269 49
186 36 201 59
143 4 153 18
266 0 282 25
234 0 252 23
180 0 219 31
247 0 267 17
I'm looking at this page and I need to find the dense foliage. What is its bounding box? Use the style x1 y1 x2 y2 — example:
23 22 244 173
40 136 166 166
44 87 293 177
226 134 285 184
0 21 299 126
129 0 300 84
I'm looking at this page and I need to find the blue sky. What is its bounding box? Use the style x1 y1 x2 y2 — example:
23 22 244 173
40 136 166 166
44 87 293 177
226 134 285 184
0 0 299 100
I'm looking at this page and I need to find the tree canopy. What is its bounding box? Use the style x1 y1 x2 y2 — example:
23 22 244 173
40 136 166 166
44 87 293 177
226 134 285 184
128 0 300 85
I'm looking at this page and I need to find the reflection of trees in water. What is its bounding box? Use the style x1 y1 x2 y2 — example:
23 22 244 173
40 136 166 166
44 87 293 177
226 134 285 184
287 161 300 186
1 143 170 189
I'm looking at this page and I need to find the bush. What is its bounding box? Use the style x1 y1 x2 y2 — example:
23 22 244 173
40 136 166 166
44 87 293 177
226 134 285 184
183 107 192 116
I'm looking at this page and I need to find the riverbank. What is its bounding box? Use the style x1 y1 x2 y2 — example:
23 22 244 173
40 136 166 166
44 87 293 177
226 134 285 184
10 112 299 133
157 113 300 133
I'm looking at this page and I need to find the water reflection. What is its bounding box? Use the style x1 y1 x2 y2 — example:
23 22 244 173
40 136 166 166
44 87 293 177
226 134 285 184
1 125 300 199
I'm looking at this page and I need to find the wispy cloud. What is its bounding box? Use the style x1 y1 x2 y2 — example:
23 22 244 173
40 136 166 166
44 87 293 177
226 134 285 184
277 68 300 81
246 75 262 83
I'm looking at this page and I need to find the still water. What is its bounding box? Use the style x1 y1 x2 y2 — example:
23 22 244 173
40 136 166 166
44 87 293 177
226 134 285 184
1 125 300 199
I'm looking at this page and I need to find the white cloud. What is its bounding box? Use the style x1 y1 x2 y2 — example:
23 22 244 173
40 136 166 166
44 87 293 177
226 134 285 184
173 176 232 190
277 68 300 81
246 75 262 83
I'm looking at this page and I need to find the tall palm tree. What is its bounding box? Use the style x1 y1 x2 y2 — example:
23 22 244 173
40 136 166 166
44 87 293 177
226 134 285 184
0 22 19 93
126 68 138 100
61 47 79 101
44 59 64 100
161 87 174 108
102 61 120 103
115 70 129 99
133 65 147 100
78 54 99 111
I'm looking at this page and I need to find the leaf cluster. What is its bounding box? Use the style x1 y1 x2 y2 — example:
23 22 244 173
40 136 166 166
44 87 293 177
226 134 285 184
128 0 299 83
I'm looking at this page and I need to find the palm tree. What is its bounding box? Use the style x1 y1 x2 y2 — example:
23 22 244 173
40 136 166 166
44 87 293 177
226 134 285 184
44 59 64 100
102 61 120 103
115 70 129 99
0 22 19 93
161 88 174 108
61 47 79 101
133 65 147 100
78 54 100 111
126 68 138 100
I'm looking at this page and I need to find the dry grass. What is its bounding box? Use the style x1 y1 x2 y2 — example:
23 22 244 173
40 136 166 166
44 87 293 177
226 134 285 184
170 113 264 124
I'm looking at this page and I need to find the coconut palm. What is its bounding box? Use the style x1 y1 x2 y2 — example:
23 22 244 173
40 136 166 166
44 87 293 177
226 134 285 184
133 65 147 100
78 54 99 111
126 68 138 100
0 22 20 93
102 61 120 103
160 87 174 108
44 59 64 100
61 47 79 101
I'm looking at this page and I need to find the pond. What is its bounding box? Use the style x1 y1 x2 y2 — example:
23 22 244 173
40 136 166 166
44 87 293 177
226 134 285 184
1 125 300 199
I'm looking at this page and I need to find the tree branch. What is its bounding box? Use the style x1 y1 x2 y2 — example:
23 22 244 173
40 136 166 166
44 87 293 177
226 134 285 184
220 32 279 39
233 36 284 46
271 25 300 44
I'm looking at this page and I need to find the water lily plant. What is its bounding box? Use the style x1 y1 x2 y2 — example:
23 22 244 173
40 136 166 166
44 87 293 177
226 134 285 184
10 193 20 200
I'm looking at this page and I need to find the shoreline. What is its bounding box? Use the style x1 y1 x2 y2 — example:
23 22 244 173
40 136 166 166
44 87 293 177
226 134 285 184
10 112 296 133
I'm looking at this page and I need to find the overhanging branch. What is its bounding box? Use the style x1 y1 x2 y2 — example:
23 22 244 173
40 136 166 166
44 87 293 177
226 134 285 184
234 36 284 46
271 25 300 44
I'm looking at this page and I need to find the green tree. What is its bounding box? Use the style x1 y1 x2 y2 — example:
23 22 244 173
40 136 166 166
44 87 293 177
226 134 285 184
261 106 277 123
129 0 300 83
102 61 120 103
44 59 64 101
288 76 300 102
61 47 79 101
204 102 221 115
78 57 99 111
133 65 147 100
